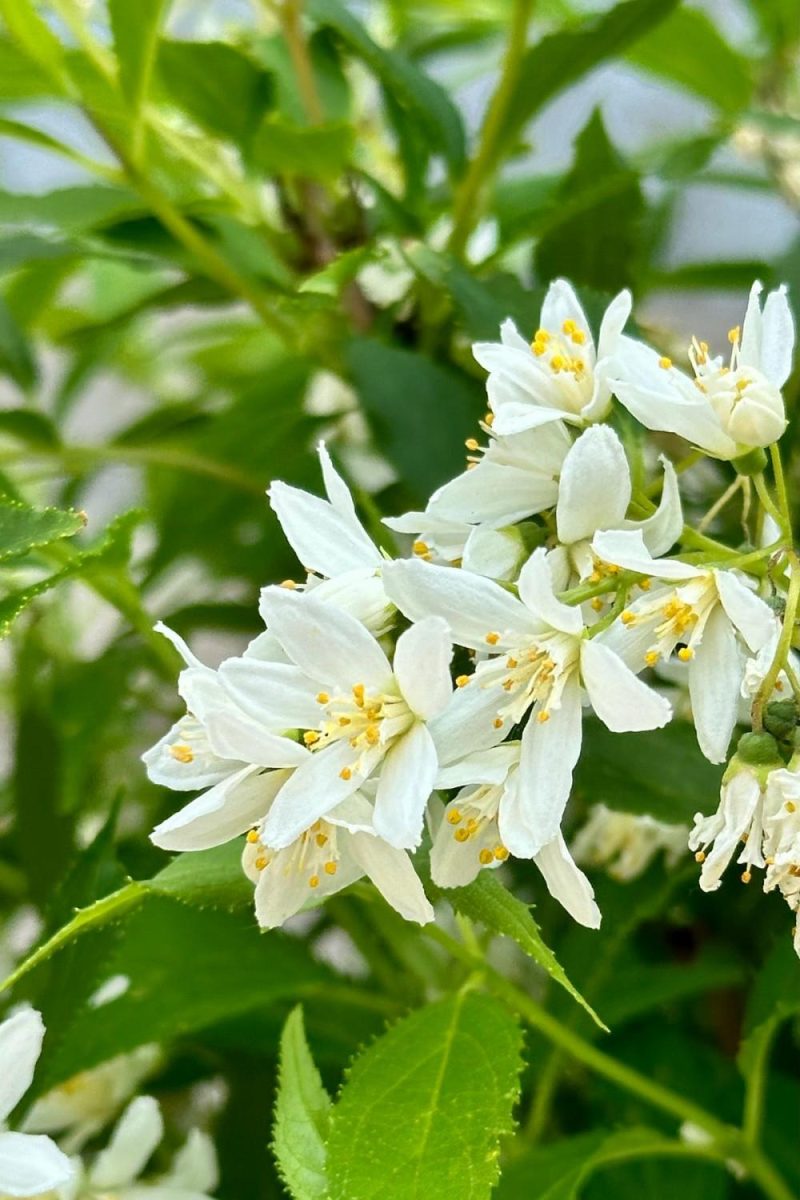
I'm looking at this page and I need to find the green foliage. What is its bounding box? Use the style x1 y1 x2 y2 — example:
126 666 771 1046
273 1007 332 1200
0 496 84 560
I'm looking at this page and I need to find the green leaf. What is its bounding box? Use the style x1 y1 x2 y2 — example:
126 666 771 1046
440 872 604 1028
151 841 252 911
156 39 273 149
0 186 142 234
0 496 84 561
592 952 745 1027
307 0 465 178
0 0 65 80
0 296 37 389
627 7 753 114
534 111 644 292
738 938 800 1081
347 338 483 497
0 37 63 98
326 990 523 1200
252 116 353 180
502 0 680 154
109 0 167 113
574 718 723 824
273 1006 332 1200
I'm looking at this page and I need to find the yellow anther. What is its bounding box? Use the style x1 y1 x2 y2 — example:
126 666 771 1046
169 744 194 764
695 850 706 863
338 716 351 727
455 827 470 843
537 710 550 723
741 870 752 884
765 856 775 866
502 678 514 691
639 577 651 591
532 341 546 356
484 411 494 426
324 861 337 876
533 328 549 343
571 357 585 373
479 848 494 865
728 325 740 344
591 597 603 613
589 571 601 584
316 692 330 704
246 829 260 844
562 319 576 334
255 856 268 870
786 800 797 813
550 355 566 372
620 610 635 625
658 356 672 369
447 809 462 825
315 832 328 847
303 730 321 746
456 674 470 688
485 631 500 645
493 717 504 729
365 724 380 745
340 766 352 781
465 437 480 451
412 541 429 556
645 650 659 667
571 329 586 346
309 875 320 889
494 846 509 861
352 683 365 706
506 657 518 669
280 579 297 589
677 647 694 661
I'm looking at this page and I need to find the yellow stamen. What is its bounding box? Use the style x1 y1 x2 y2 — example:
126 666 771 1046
695 850 706 863
169 744 194 764
494 846 509 861
303 730 321 745
537 710 550 723
677 647 694 661
412 541 429 556
591 597 603 612
741 870 752 884
447 809 462 825
465 437 480 451
454 828 470 843
493 717 504 729
280 579 297 589
246 829 259 844
309 875 320 888
786 801 797 813
485 631 500 645
728 325 740 344
456 674 470 688
255 856 267 870
479 848 494 865
316 692 330 704
620 610 635 625
658 356 672 369
340 767 352 781
645 650 659 667
324 861 337 876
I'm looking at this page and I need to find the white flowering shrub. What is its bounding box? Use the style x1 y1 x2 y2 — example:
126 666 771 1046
0 2 799 1199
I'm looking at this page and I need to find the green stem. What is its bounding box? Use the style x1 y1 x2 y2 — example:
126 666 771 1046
742 1023 777 1148
770 444 791 532
753 550 800 727
449 0 534 257
754 473 785 531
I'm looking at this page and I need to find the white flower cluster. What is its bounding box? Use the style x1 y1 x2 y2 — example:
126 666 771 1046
144 278 800 951
0 1009 216 1199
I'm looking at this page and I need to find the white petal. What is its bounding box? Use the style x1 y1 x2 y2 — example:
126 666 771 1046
759 285 794 387
489 400 575 436
393 617 452 720
260 742 366 849
0 1008 44 1122
739 280 763 369
218 658 322 729
382 559 538 651
201 706 309 768
268 480 380 578
429 461 558 527
167 1129 218 1191
462 526 526 582
435 742 520 789
150 766 279 851
142 717 237 792
429 813 492 888
518 548 583 634
581 639 672 732
534 834 601 928
597 289 632 358
349 833 434 923
592 528 702 580
0 1131 74 1197
689 610 743 764
259 587 392 691
630 454 684 557
541 279 595 359
556 426 630 544
714 569 775 652
701 772 761 890
429 679 511 767
253 849 360 929
154 621 203 669
373 722 438 849
317 440 358 518
503 676 583 855
90 1096 163 1188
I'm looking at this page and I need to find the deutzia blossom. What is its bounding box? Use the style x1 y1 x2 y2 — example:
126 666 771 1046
761 765 800 956
610 281 794 458
473 280 632 433
431 743 600 927
232 589 453 851
242 778 433 927
383 548 671 856
383 510 528 581
0 1007 74 1198
593 529 774 763
571 804 688 881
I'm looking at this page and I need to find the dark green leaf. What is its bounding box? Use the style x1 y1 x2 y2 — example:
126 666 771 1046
273 1006 332 1200
109 0 167 112
156 39 273 148
252 116 353 180
0 296 36 389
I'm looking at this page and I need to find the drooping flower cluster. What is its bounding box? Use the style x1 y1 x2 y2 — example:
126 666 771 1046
144 278 800 954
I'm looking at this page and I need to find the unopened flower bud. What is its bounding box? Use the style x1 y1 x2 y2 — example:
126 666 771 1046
734 730 782 768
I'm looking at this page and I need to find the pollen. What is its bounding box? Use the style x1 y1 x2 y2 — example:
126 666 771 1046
658 356 672 369
316 692 330 704
447 809 462 825
309 875 320 888
303 730 321 745
456 674 470 688
728 325 741 344
479 848 494 865
412 541 429 556
620 610 635 625
677 647 694 661
465 437 480 451
340 766 352 781
324 861 337 876
485 631 500 645
280 579 297 589
695 850 706 863
169 743 194 764
537 710 550 723
246 829 259 844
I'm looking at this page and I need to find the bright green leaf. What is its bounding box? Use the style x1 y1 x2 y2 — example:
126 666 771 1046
0 296 37 389
273 1006 332 1200
0 496 84 561
252 116 353 180
156 39 273 149
109 0 167 113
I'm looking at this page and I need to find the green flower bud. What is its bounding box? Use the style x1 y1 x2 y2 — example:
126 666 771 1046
734 730 782 766
732 448 769 476
763 699 799 742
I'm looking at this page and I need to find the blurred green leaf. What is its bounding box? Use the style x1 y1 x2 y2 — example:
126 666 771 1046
109 0 167 113
0 36 63 97
273 1006 332 1200
0 295 37 389
0 496 84 560
156 39 274 148
326 991 523 1200
0 186 142 234
628 7 753 113
252 116 353 180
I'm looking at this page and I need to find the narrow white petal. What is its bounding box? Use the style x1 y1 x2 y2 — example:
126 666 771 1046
541 279 595 359
556 426 630 544
534 834 601 928
700 773 761 890
631 454 684 557
435 742 520 789
373 722 438 849
429 819 484 888
253 847 360 929
0 1131 74 1197
596 289 632 358
154 621 203 669
462 526 526 582
201 707 309 768
739 280 763 369
429 680 511 767
0 1009 44 1122
714 569 775 652
689 610 743 764
218 658 322 730
393 617 452 720
268 480 380 577
260 587 392 692
90 1096 163 1188
581 639 672 732
518 548 583 634
317 440 358 518
150 766 278 852
167 1129 219 1191
429 461 558 527
260 742 365 849
759 284 794 388
382 558 538 651
592 528 702 580
489 401 574 436
142 718 236 792
349 833 434 923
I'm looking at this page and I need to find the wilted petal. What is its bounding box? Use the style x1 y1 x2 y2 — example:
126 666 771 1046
700 772 761 891
393 617 452 720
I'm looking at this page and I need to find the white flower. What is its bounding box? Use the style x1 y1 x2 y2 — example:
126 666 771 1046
69 1096 217 1198
383 548 671 856
268 441 393 635
762 766 800 956
146 624 310 853
243 781 433 928
610 281 794 458
553 425 682 581
593 529 774 763
0 1007 74 1198
231 589 453 851
571 804 688 882
473 280 632 434
383 512 528 581
24 1047 160 1154
431 744 600 928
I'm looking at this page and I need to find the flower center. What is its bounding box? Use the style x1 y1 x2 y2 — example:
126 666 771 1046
445 786 509 865
621 576 717 667
248 819 341 890
302 683 413 780
471 630 578 727
529 321 593 413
